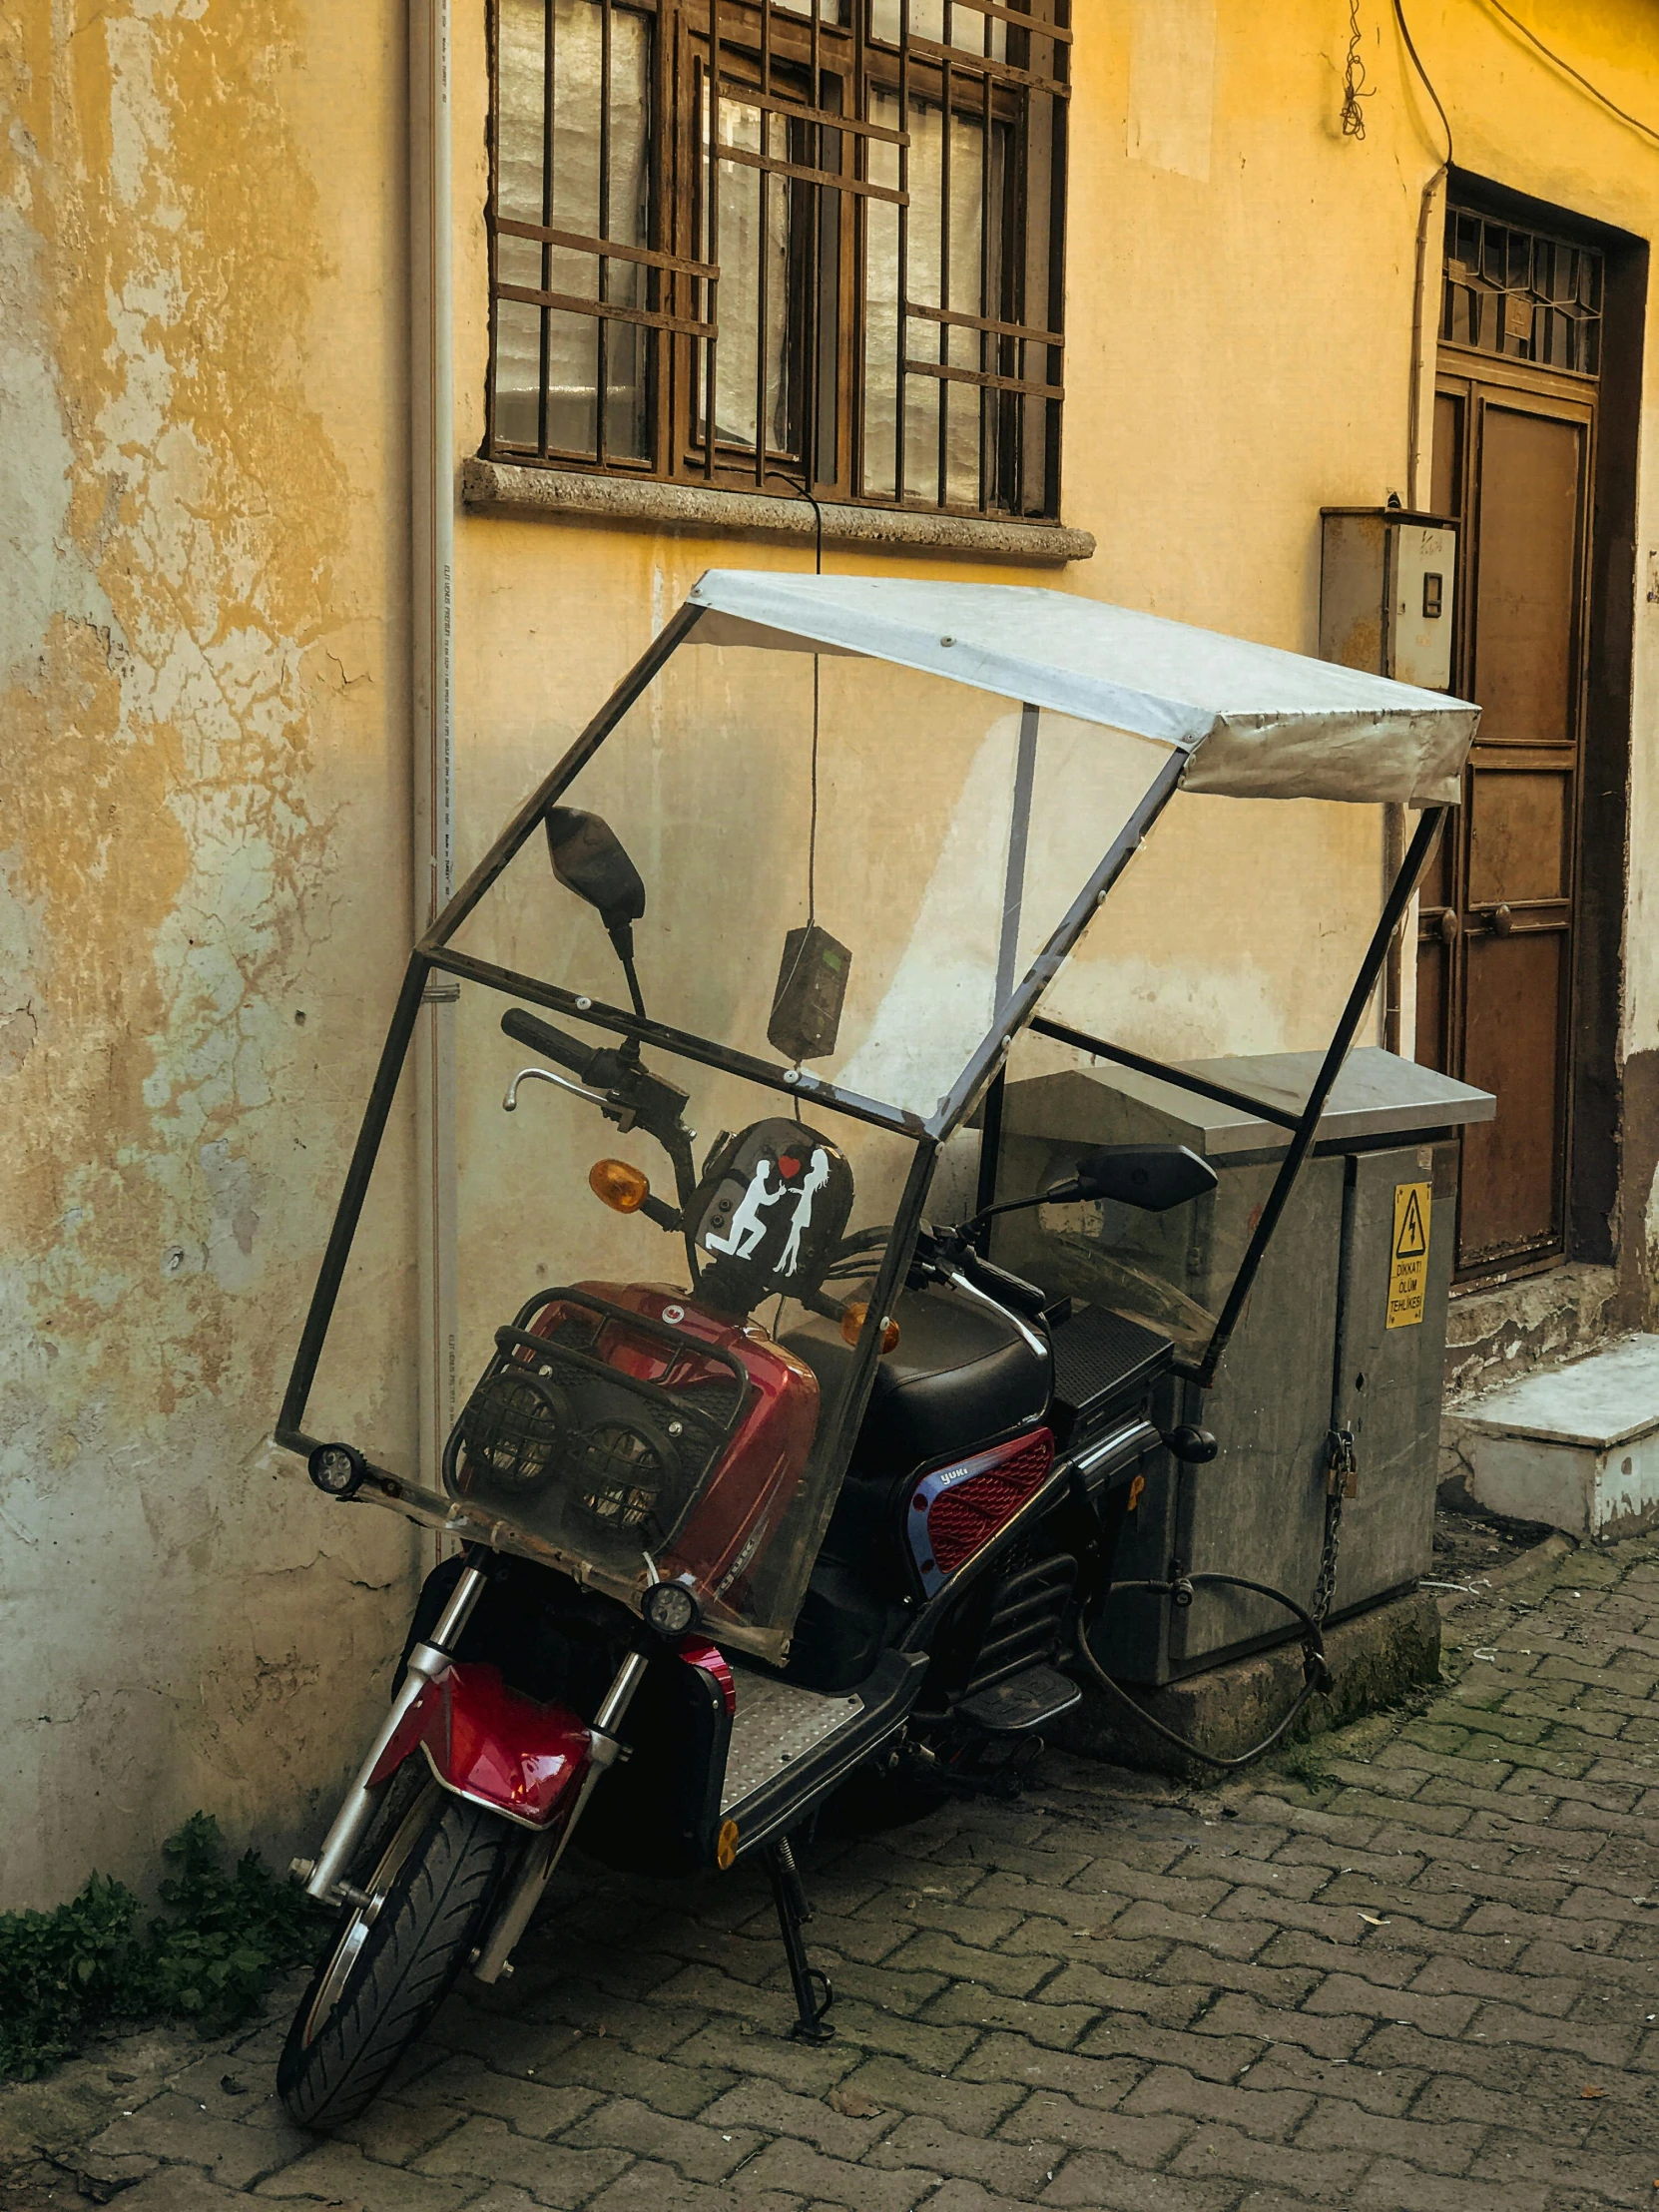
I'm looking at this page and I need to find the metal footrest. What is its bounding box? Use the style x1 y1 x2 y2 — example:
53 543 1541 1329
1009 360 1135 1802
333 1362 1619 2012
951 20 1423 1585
720 1674 863 1815
957 1663 1080 1735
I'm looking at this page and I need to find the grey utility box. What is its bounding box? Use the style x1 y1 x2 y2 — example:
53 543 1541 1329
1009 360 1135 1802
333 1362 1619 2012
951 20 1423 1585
991 1047 1494 1685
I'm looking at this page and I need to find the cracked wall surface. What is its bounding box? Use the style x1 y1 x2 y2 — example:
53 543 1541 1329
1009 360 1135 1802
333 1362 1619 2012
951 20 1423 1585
0 0 420 1910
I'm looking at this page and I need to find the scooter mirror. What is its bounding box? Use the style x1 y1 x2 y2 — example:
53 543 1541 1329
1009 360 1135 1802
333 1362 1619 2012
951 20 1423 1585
1051 1144 1217 1214
544 807 646 935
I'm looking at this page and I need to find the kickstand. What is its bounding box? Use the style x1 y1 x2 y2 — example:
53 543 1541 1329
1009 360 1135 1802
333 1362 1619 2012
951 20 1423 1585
763 1835 834 2041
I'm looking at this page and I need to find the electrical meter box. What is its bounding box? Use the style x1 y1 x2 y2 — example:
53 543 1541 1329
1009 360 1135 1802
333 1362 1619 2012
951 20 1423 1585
991 1047 1493 1686
1320 507 1457 692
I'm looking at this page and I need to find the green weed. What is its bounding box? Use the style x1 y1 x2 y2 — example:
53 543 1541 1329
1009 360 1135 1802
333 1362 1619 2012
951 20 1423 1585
0 1815 326 2082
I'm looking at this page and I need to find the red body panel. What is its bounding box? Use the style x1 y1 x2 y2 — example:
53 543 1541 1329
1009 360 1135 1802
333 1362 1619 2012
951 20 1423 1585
680 1641 736 1715
369 1663 590 1830
565 1283 820 1608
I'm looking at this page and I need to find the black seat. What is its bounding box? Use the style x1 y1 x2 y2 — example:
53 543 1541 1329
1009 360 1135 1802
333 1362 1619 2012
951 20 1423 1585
782 1278 1049 1481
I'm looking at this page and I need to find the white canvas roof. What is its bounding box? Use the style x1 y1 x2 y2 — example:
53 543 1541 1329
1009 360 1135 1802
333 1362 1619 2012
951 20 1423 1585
687 570 1479 807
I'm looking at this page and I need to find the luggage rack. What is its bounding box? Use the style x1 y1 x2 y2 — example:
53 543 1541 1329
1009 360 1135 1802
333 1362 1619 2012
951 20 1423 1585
445 1286 750 1550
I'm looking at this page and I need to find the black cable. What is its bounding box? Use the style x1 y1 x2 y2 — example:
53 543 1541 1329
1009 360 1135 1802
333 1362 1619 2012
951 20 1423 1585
1484 1 1659 148
1391 0 1453 165
1072 1573 1333 1773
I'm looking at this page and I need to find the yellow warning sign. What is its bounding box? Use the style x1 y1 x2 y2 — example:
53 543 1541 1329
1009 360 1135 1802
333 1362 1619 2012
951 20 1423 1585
1386 1182 1430 1329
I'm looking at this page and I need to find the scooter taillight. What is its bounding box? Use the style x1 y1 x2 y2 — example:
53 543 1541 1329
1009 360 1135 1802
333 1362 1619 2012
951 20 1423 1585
906 1428 1055 1597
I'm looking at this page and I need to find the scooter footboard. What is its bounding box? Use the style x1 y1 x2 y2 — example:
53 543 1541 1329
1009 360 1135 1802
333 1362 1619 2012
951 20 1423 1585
369 1660 591 1830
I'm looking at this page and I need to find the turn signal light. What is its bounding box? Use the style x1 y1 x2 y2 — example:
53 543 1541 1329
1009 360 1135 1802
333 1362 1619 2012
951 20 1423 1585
840 1301 899 1354
590 1158 651 1213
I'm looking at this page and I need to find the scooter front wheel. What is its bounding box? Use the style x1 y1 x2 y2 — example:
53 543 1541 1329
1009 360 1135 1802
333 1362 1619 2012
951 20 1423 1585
277 1774 510 2129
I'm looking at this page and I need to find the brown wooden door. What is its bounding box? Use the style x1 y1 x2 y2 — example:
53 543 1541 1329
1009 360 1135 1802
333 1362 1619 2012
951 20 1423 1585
1416 364 1594 1280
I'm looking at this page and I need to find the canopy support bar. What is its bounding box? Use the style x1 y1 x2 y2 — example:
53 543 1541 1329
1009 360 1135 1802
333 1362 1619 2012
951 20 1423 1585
1027 1018 1305 1132
278 950 433 1442
1172 803 1450 1392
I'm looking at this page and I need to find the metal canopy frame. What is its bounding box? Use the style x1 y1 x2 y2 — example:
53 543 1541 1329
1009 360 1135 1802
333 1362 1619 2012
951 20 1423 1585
275 590 1457 1565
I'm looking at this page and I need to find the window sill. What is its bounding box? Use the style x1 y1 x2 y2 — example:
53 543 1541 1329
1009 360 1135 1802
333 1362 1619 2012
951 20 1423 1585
461 458 1095 567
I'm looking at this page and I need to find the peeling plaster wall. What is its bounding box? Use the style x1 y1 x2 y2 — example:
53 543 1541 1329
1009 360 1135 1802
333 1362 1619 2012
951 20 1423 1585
6 0 1659 1905
0 1 420 1910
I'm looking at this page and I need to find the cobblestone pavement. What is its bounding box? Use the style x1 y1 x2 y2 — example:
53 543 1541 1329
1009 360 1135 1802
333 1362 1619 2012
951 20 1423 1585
5 1528 1658 2212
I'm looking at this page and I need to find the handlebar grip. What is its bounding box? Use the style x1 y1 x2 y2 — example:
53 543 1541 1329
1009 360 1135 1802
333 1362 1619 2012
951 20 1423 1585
959 1249 1049 1321
501 1006 599 1080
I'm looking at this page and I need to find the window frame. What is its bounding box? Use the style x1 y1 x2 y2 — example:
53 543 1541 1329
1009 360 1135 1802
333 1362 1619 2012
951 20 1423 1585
484 0 1070 522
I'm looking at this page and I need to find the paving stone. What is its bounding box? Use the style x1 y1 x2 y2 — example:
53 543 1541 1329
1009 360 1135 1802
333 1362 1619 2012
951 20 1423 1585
990 2090 1194 2162
582 2159 805 2212
1117 2063 1313 2140
697 2078 887 2159
1036 2150 1239 2208
89 2095 301 2192
918 1986 1098 2050
256 2138 486 2208
563 2094 763 2180
863 2113 1062 2194
668 2022 860 2096
1169 2118 1370 2196
1350 2158 1549 2211
729 2137 938 2211
414 2115 633 2203
1292 2096 1483 2174
822 2055 1028 2137
116 2175 264 2210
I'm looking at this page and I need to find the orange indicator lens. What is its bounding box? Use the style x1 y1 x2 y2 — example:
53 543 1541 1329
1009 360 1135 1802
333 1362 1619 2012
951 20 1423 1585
589 1158 651 1213
840 1301 900 1354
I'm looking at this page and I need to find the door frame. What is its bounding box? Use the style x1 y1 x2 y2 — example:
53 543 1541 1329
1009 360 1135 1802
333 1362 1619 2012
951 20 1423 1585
1423 171 1646 1296
1426 358 1596 1282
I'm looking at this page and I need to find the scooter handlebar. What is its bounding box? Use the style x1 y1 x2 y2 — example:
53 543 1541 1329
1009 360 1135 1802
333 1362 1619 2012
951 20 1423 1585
501 1006 603 1081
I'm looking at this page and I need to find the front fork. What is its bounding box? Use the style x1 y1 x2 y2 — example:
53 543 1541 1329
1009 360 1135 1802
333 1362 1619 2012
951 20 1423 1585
291 1551 651 1985
290 1552 493 1905
470 1648 648 1983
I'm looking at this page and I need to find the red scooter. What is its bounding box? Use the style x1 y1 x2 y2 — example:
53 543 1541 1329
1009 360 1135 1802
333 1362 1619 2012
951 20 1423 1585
271 568 1475 2128
277 813 1211 2125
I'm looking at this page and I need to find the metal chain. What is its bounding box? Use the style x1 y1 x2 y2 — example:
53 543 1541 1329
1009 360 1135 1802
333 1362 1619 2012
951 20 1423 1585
1314 1427 1357 1626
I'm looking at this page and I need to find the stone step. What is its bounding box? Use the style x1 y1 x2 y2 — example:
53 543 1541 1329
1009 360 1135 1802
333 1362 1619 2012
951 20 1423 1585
1441 1332 1659 1539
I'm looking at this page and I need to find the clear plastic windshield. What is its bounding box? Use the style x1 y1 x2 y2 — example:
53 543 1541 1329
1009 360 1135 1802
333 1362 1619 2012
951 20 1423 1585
307 633 1180 1661
451 636 1177 1130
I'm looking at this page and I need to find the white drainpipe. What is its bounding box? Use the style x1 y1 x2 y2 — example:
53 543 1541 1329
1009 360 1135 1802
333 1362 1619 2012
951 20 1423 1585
409 0 460 1492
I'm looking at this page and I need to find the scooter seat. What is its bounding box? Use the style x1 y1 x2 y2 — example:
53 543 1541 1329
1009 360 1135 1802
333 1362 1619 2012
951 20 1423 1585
782 1278 1048 1480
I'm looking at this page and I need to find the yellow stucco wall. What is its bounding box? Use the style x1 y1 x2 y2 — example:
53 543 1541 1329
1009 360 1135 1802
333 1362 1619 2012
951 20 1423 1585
0 1 422 1908
3 0 1657 1902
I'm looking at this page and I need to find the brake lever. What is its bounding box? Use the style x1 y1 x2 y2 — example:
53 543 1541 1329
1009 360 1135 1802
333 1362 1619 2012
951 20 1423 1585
502 1065 610 1112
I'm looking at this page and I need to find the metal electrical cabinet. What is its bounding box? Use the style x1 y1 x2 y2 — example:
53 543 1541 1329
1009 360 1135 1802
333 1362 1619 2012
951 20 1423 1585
1320 507 1458 691
990 1048 1493 1685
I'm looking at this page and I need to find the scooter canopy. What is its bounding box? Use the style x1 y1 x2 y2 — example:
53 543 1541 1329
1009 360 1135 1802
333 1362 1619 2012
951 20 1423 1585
276 572 1481 1663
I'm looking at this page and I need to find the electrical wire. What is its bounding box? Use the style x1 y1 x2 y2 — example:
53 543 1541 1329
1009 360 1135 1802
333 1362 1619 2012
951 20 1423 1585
1072 1573 1334 1772
1481 0 1659 149
1391 0 1454 164
1341 0 1374 139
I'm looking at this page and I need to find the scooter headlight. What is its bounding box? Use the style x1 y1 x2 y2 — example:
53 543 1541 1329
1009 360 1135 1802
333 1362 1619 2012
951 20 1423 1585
308 1441 367 1499
642 1578 700 1640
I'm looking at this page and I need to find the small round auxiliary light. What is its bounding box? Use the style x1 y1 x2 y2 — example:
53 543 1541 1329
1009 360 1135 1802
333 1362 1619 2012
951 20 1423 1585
590 1158 650 1213
642 1578 700 1640
308 1441 367 1499
840 1301 900 1354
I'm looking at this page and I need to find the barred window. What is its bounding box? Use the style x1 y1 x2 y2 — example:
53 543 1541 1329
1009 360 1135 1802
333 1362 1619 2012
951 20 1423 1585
1442 208 1603 379
487 1 1070 520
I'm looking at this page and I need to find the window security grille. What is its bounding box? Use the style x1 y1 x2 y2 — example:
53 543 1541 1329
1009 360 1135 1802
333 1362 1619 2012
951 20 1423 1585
1442 208 1603 380
488 0 1070 521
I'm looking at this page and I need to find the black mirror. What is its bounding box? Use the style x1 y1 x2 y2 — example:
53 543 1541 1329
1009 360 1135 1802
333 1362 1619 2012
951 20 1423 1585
544 808 645 935
1047 1144 1217 1214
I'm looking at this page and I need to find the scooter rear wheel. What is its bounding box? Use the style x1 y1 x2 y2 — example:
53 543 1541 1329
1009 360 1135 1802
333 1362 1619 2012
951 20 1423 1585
277 1774 509 2129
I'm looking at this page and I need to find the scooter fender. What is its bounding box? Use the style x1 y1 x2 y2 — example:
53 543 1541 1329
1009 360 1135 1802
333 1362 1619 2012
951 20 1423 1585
368 1661 590 1830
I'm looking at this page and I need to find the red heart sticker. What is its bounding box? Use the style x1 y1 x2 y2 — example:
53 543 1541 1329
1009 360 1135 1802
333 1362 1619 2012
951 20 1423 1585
778 1156 801 1180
